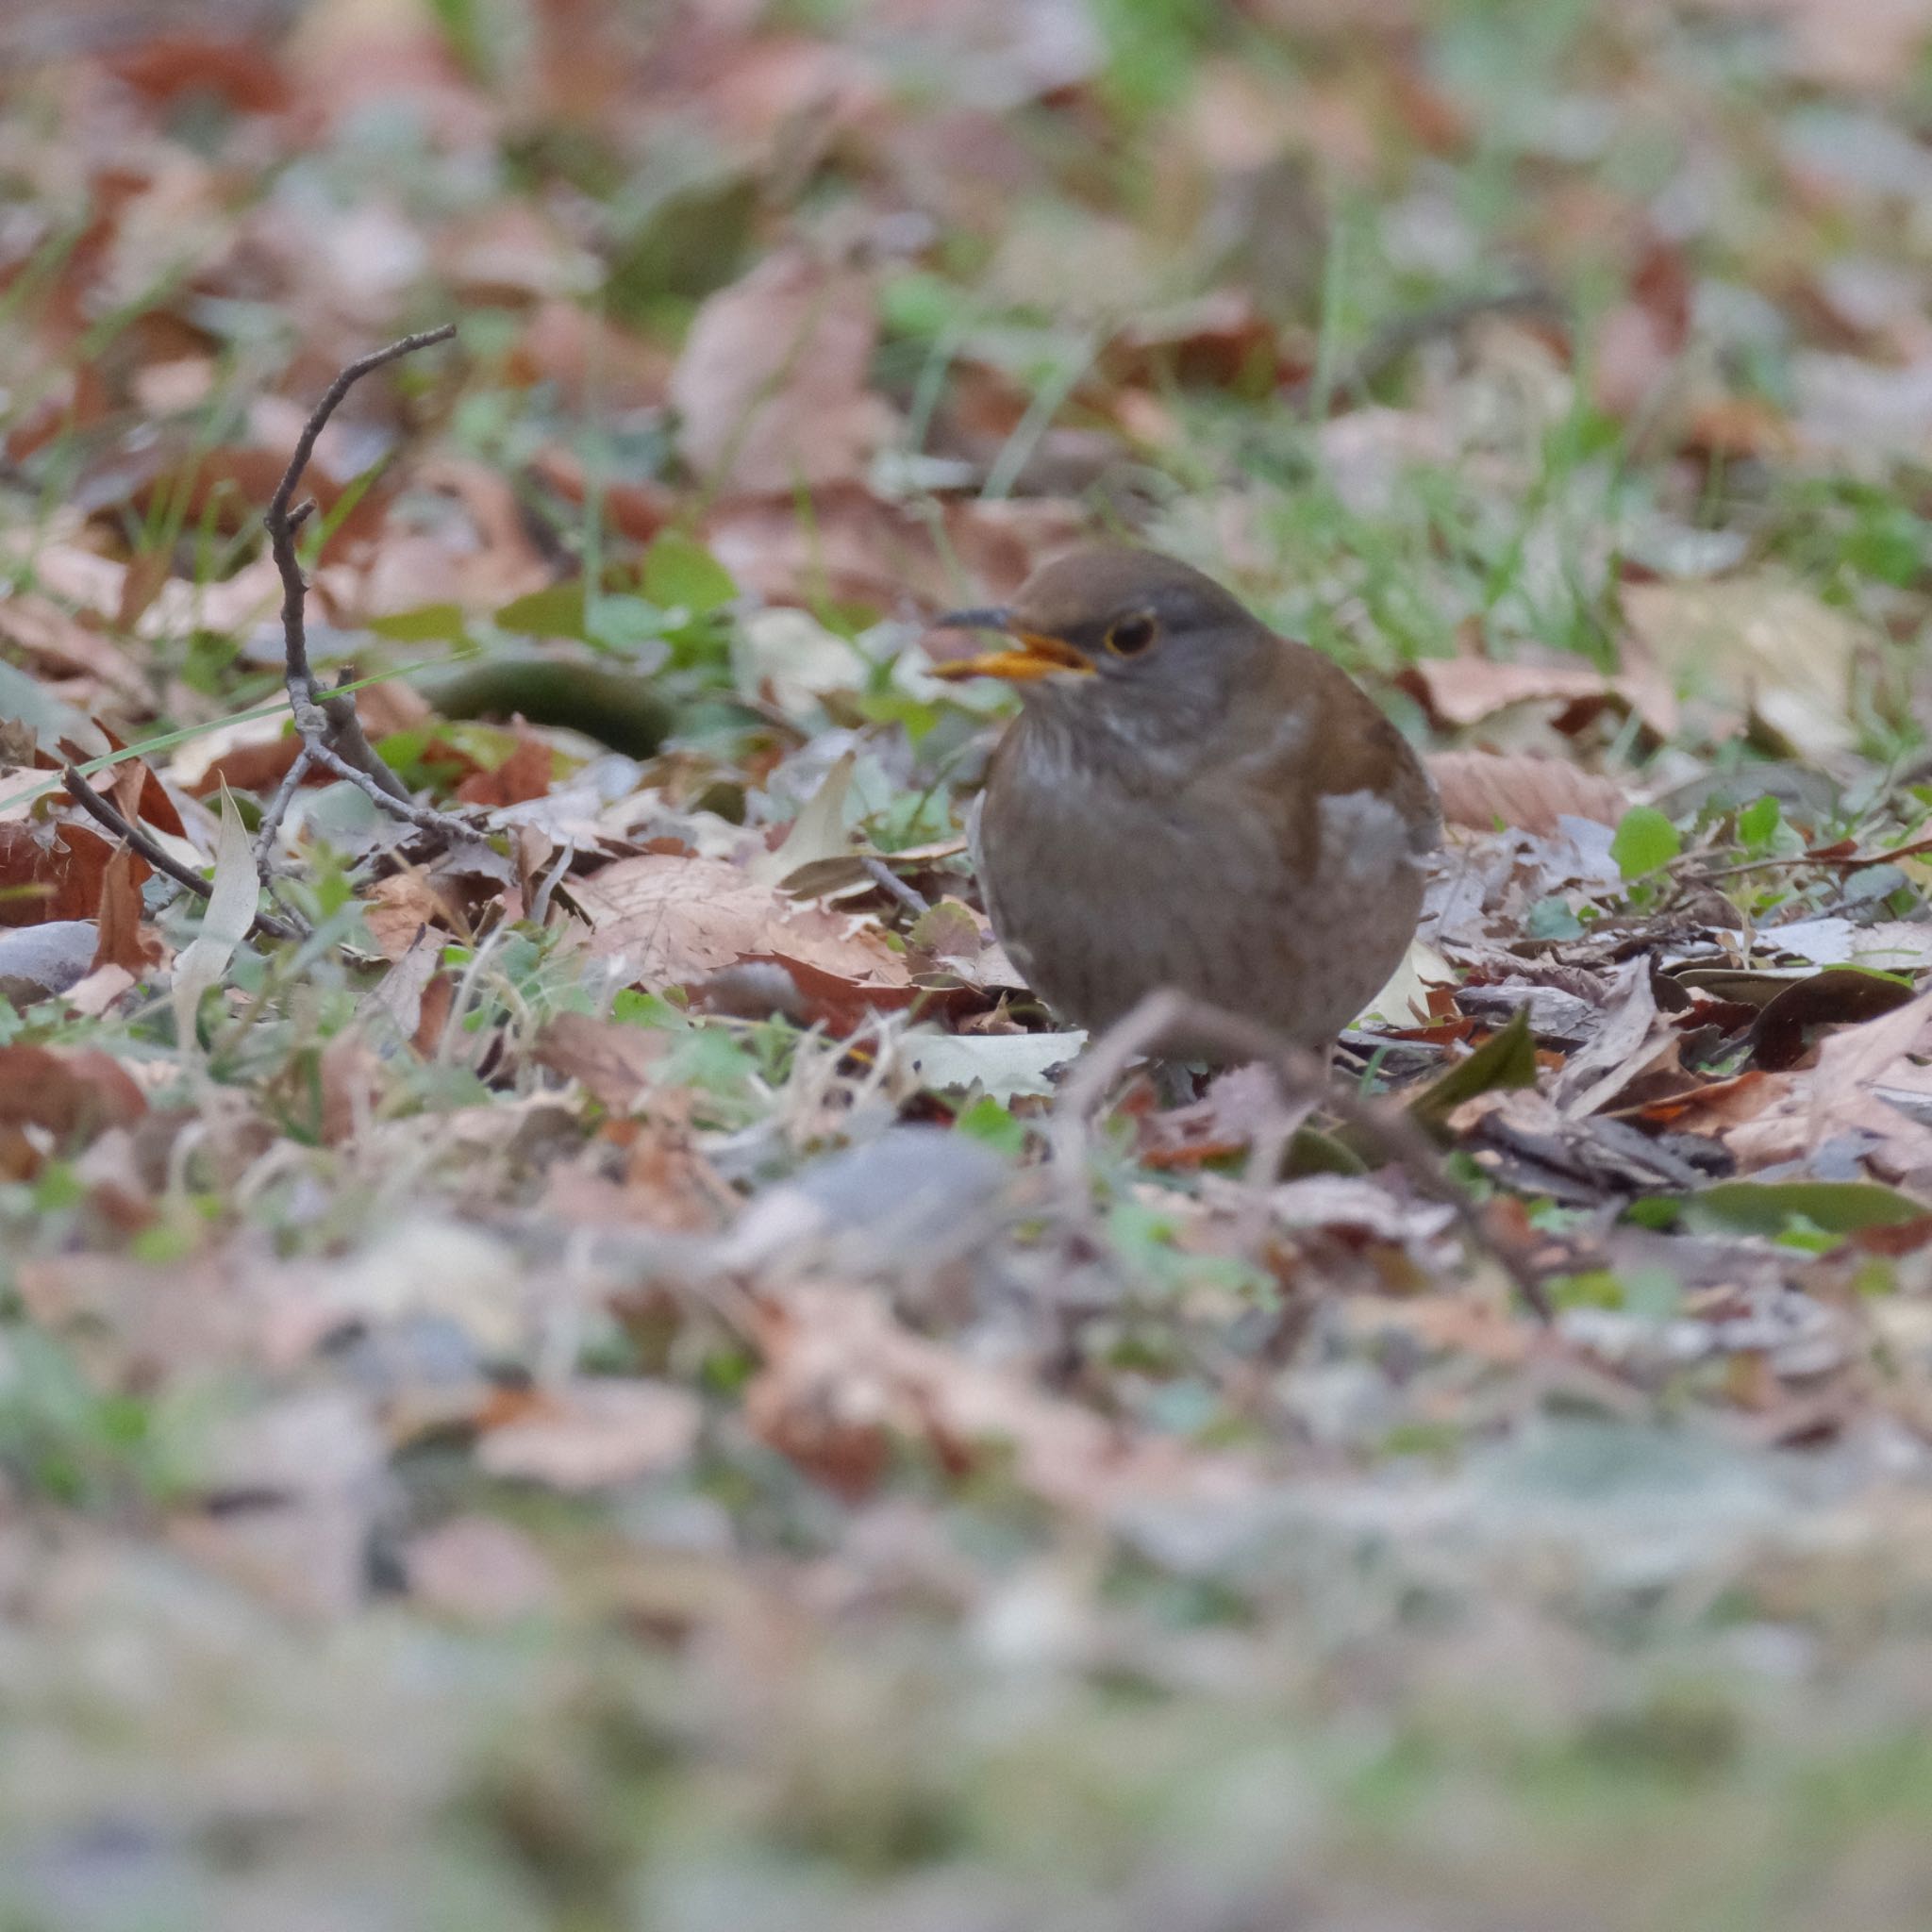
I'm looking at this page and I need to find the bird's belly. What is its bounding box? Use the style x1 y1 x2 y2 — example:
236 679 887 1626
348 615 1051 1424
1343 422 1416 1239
980 788 1422 1049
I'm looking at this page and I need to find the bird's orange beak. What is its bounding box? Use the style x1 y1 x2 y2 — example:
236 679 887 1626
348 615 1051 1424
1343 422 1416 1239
927 608 1094 683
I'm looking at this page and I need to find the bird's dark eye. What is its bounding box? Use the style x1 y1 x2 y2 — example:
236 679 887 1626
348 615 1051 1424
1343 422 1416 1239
1105 611 1158 658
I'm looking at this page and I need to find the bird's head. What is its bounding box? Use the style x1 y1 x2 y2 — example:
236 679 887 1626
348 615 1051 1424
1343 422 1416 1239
929 546 1275 724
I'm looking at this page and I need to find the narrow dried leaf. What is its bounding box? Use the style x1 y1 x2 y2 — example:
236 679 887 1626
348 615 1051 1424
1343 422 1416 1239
172 788 258 1042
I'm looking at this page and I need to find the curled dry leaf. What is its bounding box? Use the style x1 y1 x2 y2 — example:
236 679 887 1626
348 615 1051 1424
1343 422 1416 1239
1425 748 1629 836
572 853 911 1003
672 250 897 495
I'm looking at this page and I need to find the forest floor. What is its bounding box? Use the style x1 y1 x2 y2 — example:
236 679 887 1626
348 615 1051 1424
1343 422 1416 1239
7 1 1932 1926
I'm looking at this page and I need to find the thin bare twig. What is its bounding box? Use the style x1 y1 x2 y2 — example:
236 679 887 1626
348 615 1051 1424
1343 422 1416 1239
62 766 300 942
262 323 484 866
1049 990 1555 1324
252 743 314 866
861 855 931 919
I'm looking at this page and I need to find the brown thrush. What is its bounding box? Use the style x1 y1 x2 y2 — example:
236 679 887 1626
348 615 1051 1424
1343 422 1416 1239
933 546 1440 1054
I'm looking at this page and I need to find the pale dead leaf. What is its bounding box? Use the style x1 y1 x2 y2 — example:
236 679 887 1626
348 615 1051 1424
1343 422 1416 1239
532 1010 669 1112
171 788 256 1045
572 853 910 993
1426 749 1628 836
1622 576 1871 763
754 748 857 886
746 1281 1254 1511
704 484 1085 610
477 1379 702 1491
0 591 149 705
1401 656 1678 741
672 250 897 494
406 1515 559 1624
0 921 99 1007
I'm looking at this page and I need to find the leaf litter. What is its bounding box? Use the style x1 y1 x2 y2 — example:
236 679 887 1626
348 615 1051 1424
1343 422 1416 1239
7 0 1932 1925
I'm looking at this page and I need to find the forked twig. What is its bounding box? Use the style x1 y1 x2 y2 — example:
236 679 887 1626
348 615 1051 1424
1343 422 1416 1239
62 765 300 942
260 324 486 871
1049 990 1554 1323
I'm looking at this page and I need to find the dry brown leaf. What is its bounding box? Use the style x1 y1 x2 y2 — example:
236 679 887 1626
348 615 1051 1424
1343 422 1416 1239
1621 576 1870 763
1401 656 1677 741
1724 988 1932 1178
477 1379 702 1491
671 250 897 495
0 1043 146 1175
455 733 554 808
0 818 150 927
0 592 149 706
571 853 911 996
704 483 1085 610
89 840 157 976
746 1281 1255 1512
361 872 462 961
1426 749 1628 836
358 458 554 616
533 1011 669 1113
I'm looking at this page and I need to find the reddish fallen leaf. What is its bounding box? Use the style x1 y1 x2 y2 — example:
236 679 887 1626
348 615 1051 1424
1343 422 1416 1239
506 300 673 410
0 819 149 927
89 841 158 976
1426 749 1629 836
103 34 293 113
671 249 897 495
1724 988 1932 1180
0 1043 146 1175
530 446 675 544
455 733 555 808
90 442 386 558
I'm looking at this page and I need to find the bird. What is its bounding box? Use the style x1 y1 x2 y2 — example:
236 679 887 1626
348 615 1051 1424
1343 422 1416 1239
930 545 1440 1060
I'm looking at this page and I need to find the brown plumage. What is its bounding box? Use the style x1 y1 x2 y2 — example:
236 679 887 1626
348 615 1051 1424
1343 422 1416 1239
934 546 1439 1052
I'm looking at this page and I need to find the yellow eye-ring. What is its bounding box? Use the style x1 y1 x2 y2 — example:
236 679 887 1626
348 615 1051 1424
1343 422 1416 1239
1106 611 1158 658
